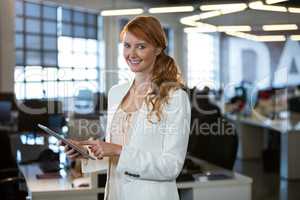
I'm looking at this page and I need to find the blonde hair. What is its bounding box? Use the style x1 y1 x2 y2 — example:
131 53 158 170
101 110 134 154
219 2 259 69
120 16 184 122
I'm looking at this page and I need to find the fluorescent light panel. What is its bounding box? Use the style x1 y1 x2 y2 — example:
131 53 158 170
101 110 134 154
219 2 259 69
226 31 286 42
256 35 286 42
200 3 247 11
290 35 300 41
199 11 221 19
218 26 252 32
266 0 288 4
226 31 257 41
101 9 143 16
184 26 217 33
180 15 201 26
220 6 248 14
149 6 194 13
249 1 287 12
288 7 300 13
262 24 298 31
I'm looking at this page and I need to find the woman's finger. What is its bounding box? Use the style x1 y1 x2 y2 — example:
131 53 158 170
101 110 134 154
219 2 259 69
65 148 76 155
94 150 103 160
64 144 71 152
69 152 80 159
78 140 97 146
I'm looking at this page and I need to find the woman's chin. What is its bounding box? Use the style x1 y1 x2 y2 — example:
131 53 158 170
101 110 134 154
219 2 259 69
129 66 140 72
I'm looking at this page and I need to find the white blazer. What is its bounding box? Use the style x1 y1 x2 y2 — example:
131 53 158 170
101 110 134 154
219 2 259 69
82 80 191 200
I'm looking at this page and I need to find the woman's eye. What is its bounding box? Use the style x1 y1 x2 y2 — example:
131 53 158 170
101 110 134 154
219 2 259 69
124 43 130 48
138 45 145 49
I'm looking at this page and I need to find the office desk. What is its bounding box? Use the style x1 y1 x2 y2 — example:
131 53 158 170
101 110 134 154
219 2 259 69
227 114 300 180
20 160 252 200
177 157 252 200
20 164 104 200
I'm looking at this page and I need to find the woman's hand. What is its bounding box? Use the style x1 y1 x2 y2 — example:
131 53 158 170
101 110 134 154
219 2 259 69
79 140 122 160
59 139 86 160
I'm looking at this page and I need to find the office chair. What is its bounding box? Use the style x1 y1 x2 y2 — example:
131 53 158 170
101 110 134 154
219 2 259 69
0 168 27 200
0 131 28 200
187 87 238 170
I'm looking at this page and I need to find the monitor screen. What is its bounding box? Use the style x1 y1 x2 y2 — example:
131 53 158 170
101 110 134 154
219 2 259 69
0 101 12 123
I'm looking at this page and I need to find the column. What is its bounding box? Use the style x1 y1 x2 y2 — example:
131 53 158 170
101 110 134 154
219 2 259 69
0 0 15 92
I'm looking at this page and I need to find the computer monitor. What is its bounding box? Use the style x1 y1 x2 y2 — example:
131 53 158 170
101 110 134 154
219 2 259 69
0 101 12 123
0 92 17 110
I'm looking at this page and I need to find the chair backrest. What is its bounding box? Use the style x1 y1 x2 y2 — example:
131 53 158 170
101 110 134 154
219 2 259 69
187 88 238 170
189 115 238 170
0 131 27 200
206 118 238 170
17 99 64 132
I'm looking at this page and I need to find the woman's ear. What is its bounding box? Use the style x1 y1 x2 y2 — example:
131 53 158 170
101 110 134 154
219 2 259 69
155 48 162 56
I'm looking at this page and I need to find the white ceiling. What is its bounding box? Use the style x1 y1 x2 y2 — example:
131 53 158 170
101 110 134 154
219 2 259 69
43 0 300 28
203 9 300 26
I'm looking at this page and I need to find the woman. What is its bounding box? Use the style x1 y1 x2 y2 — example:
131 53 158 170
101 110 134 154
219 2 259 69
64 16 191 200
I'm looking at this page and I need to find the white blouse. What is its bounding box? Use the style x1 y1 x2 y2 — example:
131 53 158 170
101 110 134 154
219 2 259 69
106 107 139 200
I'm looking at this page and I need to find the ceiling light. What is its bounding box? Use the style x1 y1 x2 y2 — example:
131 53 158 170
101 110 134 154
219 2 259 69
262 24 298 31
249 1 287 12
288 7 300 13
266 0 288 4
149 6 194 14
200 3 247 11
226 32 286 42
220 6 248 14
290 35 300 41
101 9 144 16
226 31 257 41
180 15 201 26
256 35 286 42
184 25 217 33
218 26 252 32
199 11 222 19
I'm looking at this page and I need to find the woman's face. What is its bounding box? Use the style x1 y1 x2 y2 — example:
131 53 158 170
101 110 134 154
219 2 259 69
123 31 159 74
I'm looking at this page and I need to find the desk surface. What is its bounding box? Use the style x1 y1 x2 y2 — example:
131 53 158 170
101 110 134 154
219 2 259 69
19 164 104 195
20 159 252 199
177 156 252 189
226 114 300 132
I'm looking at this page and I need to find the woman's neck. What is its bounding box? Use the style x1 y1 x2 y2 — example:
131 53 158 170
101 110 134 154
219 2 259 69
135 72 152 85
133 73 152 94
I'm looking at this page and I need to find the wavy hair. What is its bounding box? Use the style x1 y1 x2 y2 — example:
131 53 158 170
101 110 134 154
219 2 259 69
120 16 185 122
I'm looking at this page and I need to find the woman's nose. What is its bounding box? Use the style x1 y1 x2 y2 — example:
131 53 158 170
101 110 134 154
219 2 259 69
128 47 137 57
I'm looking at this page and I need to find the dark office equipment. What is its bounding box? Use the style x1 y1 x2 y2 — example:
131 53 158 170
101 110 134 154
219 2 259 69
94 92 108 114
188 87 238 170
18 99 64 132
0 101 12 123
37 149 60 173
288 96 300 113
0 131 28 200
0 92 17 110
98 173 107 187
177 158 203 182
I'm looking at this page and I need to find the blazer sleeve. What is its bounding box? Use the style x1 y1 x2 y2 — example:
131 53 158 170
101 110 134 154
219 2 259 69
116 89 191 181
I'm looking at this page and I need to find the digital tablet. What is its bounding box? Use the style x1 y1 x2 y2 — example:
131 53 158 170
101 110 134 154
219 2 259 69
38 124 96 160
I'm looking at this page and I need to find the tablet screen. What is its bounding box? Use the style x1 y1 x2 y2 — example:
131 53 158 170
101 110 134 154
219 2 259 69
38 124 95 160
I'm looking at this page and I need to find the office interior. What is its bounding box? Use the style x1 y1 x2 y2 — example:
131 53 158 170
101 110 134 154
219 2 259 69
1 0 300 199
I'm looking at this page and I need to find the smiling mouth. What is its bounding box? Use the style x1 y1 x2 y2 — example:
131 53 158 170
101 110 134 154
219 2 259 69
129 59 142 65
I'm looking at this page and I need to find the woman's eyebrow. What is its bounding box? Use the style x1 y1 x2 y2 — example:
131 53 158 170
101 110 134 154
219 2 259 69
135 42 146 46
123 41 147 46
